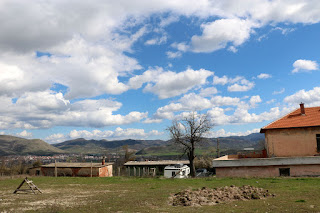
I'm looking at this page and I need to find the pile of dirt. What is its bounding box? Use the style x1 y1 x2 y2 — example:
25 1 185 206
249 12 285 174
169 185 275 206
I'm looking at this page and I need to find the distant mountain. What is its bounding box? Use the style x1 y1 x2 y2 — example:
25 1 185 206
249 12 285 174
53 138 167 154
135 133 265 157
0 133 265 156
0 135 64 156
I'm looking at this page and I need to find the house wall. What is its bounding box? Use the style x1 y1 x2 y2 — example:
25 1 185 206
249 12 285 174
265 127 320 157
216 164 320 177
99 165 113 177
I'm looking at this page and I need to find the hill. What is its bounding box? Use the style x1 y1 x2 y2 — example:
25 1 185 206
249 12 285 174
135 133 265 157
0 135 64 156
53 138 167 154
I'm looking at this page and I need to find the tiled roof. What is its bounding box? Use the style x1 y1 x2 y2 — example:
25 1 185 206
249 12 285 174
260 106 320 132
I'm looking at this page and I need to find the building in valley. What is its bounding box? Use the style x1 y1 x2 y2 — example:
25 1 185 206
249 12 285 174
40 158 113 177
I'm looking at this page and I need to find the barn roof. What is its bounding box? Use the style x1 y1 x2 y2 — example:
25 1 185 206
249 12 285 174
260 105 320 133
41 162 113 168
124 160 189 166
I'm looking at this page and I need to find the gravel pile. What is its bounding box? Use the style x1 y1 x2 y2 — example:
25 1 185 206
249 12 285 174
169 185 275 206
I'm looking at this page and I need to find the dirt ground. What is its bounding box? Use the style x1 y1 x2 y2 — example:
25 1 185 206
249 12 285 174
169 185 275 206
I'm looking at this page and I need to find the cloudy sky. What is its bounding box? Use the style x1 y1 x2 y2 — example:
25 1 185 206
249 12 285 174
1 0 320 143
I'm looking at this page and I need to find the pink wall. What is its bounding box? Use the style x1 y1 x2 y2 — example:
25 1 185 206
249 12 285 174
99 165 113 177
216 164 320 177
265 127 320 157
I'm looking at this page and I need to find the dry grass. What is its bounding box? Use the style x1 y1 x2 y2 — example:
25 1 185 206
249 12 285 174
0 176 319 212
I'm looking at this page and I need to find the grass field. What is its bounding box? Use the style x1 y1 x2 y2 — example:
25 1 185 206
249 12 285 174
1 176 320 212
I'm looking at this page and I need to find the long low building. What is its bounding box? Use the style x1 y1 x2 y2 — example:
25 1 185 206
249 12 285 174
213 155 320 177
124 160 190 176
40 162 113 177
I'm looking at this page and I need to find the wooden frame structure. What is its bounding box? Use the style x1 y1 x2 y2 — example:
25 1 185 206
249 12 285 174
13 177 42 194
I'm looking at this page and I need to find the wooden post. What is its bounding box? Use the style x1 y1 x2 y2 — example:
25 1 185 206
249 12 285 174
143 167 145 176
133 167 136 176
54 160 57 177
90 161 93 177
127 167 130 176
138 167 141 177
118 167 121 176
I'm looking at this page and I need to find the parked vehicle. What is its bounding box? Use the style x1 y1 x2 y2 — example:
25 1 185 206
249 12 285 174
164 164 190 178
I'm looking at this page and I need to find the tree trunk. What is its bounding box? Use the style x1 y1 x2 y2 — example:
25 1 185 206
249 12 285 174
188 149 196 177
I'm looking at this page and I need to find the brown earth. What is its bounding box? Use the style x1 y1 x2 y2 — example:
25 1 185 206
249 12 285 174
169 185 275 206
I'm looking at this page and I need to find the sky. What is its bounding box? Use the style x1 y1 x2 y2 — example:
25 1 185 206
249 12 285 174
1 0 320 144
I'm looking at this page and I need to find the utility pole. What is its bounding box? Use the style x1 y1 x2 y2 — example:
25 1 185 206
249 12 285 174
216 138 220 158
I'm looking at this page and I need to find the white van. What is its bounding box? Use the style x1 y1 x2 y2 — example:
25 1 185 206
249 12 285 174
164 163 190 178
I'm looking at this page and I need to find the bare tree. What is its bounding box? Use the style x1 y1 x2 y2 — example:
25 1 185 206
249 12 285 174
167 112 213 177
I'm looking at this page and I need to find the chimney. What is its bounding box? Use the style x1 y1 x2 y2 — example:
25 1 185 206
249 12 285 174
300 102 305 115
102 156 105 165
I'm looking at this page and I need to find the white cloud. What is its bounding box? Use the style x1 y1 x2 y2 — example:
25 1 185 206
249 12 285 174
129 68 214 99
292 59 318 73
166 51 182 59
205 128 260 138
228 79 255 92
199 87 218 97
249 95 262 107
0 91 147 129
228 46 238 53
266 99 276 104
273 88 285 95
45 128 163 144
145 36 167 45
16 130 33 138
191 18 257 53
257 73 272 79
213 75 229 85
284 87 320 106
207 106 284 126
213 75 254 92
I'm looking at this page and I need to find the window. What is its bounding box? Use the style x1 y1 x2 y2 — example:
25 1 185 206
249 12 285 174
317 134 320 152
279 168 290 177
172 171 175 177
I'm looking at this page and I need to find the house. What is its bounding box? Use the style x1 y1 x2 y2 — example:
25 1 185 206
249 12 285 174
124 160 190 176
212 103 320 177
261 103 320 157
40 159 113 177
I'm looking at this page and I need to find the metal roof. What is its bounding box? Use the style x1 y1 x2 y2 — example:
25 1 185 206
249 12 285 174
124 160 189 166
41 162 113 168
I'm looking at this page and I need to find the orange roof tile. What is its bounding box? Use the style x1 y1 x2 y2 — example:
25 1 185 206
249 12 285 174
260 106 320 133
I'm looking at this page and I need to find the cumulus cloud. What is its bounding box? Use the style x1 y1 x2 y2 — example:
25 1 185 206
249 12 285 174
129 68 214 99
257 73 272 79
0 91 147 129
228 79 255 92
199 87 218 97
205 128 260 138
45 128 163 144
292 59 318 73
191 18 257 53
284 87 320 106
16 130 33 138
213 75 254 92
207 106 285 126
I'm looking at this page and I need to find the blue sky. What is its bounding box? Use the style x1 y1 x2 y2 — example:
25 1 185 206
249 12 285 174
1 1 320 143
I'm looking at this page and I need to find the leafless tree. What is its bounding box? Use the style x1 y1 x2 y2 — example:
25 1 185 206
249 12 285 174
167 112 213 177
